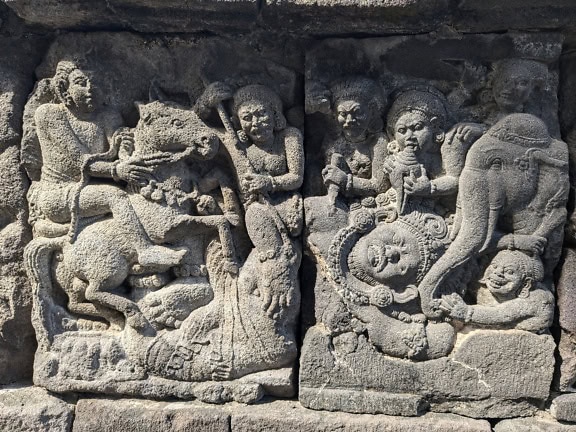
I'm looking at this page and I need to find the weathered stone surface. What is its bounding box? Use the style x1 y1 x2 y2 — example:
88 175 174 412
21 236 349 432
263 0 450 35
231 399 491 432
431 398 540 419
557 249 576 391
5 0 576 35
3 0 259 33
73 398 230 432
551 394 576 422
0 35 46 384
0 386 74 432
495 415 576 432
300 387 427 416
25 31 302 403
300 32 564 418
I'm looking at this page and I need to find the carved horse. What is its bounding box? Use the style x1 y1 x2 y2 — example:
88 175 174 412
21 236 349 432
26 100 240 336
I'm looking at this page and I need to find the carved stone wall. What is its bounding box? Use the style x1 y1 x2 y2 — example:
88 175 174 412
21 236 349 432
1 1 576 431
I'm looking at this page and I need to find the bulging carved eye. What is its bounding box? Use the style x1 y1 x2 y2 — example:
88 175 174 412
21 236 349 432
170 118 184 128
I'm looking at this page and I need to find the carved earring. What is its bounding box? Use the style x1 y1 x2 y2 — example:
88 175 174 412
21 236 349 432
434 131 445 144
274 112 287 130
518 280 531 299
237 130 249 144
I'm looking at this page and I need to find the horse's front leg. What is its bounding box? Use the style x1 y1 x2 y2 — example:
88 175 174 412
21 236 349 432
84 277 154 334
175 214 238 273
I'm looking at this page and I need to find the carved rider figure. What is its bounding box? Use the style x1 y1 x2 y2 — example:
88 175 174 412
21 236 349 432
30 60 185 267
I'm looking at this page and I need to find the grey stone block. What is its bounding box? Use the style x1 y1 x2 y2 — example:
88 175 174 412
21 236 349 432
231 400 491 432
495 415 576 432
551 394 576 422
0 386 74 432
73 398 230 432
300 387 427 416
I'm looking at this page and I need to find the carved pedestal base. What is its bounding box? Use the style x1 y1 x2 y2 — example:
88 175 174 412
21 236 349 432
300 326 555 418
34 331 294 404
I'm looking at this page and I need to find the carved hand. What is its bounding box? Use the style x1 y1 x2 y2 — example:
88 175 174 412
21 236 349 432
446 123 485 147
258 260 295 319
115 159 154 186
404 169 431 196
201 81 234 108
513 234 547 255
438 294 470 322
241 173 272 194
195 194 218 215
322 164 347 188
112 127 135 159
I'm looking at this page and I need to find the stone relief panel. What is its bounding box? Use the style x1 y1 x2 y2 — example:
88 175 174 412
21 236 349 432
300 33 567 418
23 32 303 403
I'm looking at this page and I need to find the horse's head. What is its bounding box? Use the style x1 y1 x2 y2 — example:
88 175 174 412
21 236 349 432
133 101 219 160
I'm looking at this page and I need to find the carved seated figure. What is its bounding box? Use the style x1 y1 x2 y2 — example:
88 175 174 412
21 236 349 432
439 250 554 332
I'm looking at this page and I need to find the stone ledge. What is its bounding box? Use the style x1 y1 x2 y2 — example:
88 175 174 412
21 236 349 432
2 0 259 33
3 0 576 34
495 414 576 431
70 397 491 432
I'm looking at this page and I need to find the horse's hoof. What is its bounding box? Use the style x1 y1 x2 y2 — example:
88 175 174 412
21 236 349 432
223 259 239 274
126 312 155 335
137 246 188 268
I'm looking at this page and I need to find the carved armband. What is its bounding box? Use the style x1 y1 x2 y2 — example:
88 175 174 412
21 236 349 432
110 161 121 182
346 174 353 192
464 307 474 324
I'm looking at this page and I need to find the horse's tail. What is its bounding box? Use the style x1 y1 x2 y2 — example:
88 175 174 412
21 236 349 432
24 236 67 350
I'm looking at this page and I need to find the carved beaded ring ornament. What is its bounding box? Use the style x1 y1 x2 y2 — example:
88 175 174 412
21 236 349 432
327 205 449 306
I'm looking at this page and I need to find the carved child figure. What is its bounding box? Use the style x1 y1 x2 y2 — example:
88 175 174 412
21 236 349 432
439 250 554 332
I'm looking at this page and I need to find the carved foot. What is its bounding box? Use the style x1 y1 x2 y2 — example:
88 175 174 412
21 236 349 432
125 308 155 335
137 246 187 267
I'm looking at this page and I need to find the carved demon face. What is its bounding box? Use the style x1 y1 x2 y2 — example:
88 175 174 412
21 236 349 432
335 99 370 142
351 223 421 289
482 251 526 300
237 101 275 144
